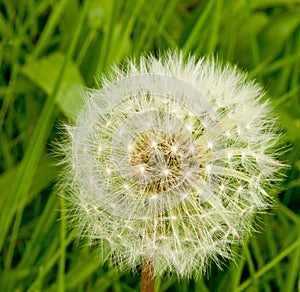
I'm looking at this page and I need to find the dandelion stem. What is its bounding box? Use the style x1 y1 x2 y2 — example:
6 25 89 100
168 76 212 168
140 259 155 292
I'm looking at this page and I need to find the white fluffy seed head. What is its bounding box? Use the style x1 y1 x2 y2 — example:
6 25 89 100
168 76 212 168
59 51 285 278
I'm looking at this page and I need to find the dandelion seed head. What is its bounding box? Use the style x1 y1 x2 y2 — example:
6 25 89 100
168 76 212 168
60 51 285 278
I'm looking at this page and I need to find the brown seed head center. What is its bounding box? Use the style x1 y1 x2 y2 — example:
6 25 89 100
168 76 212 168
130 131 186 193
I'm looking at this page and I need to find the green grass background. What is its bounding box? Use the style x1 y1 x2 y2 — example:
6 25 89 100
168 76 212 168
0 0 300 291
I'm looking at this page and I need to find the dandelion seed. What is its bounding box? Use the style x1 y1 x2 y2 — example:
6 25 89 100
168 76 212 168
205 164 212 173
97 145 102 155
225 130 231 138
219 184 225 192
171 145 178 153
186 124 193 132
151 141 158 149
227 151 232 161
207 142 213 149
59 51 285 280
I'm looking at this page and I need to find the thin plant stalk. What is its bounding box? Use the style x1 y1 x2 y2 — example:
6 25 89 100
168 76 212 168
140 260 155 292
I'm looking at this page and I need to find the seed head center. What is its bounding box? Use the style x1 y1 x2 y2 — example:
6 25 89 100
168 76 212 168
130 131 183 193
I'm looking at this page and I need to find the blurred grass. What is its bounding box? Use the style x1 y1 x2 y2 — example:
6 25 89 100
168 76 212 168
0 0 300 291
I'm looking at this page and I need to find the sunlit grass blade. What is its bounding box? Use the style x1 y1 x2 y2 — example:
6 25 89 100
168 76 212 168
236 238 300 291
